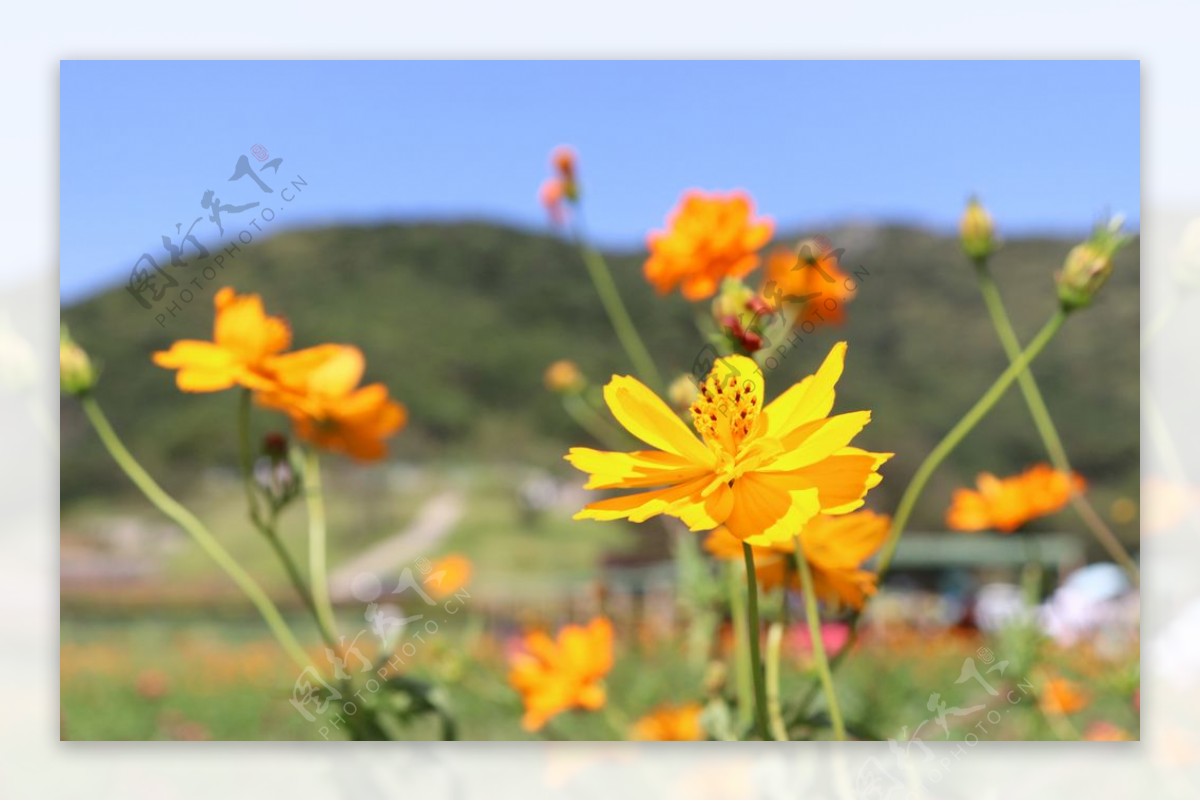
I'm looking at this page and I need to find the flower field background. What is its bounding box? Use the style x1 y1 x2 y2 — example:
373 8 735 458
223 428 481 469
60 213 1139 741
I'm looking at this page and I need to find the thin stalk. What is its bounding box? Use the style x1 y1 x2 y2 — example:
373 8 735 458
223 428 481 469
789 309 1072 729
571 223 663 390
303 449 341 646
975 262 1139 584
741 543 770 740
876 309 1069 575
793 548 846 740
80 396 312 671
237 392 337 645
765 621 789 741
561 392 626 450
726 562 753 730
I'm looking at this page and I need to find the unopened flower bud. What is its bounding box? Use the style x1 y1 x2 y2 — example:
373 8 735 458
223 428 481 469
1056 216 1131 311
960 197 996 261
667 374 699 413
551 146 579 202
59 326 97 396
712 279 767 353
544 359 584 394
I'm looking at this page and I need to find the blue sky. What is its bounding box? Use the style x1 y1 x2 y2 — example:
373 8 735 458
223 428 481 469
60 60 1139 302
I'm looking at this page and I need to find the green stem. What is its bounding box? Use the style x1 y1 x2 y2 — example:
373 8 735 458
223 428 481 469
80 396 312 671
975 262 1140 585
876 309 1069 576
793 548 846 740
303 449 341 645
726 562 753 730
741 543 769 740
561 392 626 450
237 390 264 528
765 621 789 741
571 225 664 390
789 309 1070 730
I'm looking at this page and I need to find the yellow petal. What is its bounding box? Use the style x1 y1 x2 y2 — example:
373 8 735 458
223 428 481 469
565 447 707 490
766 447 891 512
603 375 713 466
573 475 710 524
152 340 240 392
725 473 821 546
760 341 847 438
763 411 874 472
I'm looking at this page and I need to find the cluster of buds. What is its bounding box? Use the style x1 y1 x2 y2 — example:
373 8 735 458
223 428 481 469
711 279 773 354
538 146 580 226
959 196 997 261
60 325 98 397
1056 216 1131 311
254 432 301 511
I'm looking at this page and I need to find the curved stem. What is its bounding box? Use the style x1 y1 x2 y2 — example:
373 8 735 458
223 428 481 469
570 222 664 390
561 392 626 450
303 449 341 645
793 548 846 740
80 395 312 671
876 309 1069 576
765 621 789 741
741 543 769 740
975 262 1139 584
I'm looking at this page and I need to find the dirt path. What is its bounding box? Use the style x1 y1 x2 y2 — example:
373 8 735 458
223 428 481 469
328 490 464 603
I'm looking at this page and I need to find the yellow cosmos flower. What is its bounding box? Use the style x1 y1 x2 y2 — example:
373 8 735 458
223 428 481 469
566 342 891 546
152 287 291 392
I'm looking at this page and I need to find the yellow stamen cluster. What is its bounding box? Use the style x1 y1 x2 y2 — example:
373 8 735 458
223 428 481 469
690 370 759 445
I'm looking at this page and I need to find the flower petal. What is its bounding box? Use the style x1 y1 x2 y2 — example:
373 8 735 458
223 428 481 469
760 341 847 438
565 447 708 490
603 375 713 465
726 473 821 546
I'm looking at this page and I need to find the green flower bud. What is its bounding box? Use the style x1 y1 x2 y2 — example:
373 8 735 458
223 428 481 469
1056 216 1132 311
960 197 997 261
60 325 97 396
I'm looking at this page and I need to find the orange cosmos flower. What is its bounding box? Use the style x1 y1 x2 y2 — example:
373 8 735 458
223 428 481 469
422 554 472 601
630 702 704 741
761 238 855 328
1039 676 1089 716
551 145 578 200
946 463 1086 533
566 343 891 546
544 359 585 393
152 287 290 392
256 344 406 462
539 178 566 225
507 617 614 731
644 190 774 300
704 510 890 609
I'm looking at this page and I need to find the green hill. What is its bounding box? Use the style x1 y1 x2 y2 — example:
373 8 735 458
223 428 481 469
60 221 1139 544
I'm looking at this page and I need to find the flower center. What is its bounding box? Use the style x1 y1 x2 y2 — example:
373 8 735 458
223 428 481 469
690 371 760 450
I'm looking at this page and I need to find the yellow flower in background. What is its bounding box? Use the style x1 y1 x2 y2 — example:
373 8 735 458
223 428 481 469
703 510 890 609
644 190 774 300
544 359 585 393
631 702 704 741
946 463 1085 533
153 287 291 392
508 617 614 731
566 343 891 546
256 344 406 462
422 554 472 600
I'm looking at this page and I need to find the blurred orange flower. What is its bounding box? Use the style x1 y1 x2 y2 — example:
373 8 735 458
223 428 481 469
630 702 704 741
1039 676 1089 716
567 344 890 546
551 145 578 200
423 554 472 600
704 510 890 609
947 464 1085 533
644 190 774 300
1084 721 1133 741
544 359 584 393
761 238 855 328
152 287 290 392
539 178 566 224
508 617 614 731
257 344 406 462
